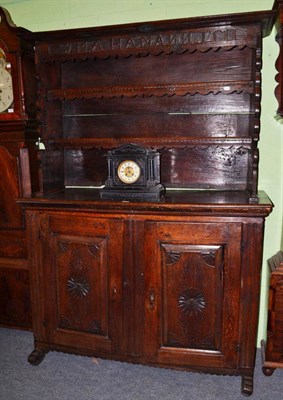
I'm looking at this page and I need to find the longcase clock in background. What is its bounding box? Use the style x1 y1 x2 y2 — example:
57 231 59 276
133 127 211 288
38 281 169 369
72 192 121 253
0 7 39 330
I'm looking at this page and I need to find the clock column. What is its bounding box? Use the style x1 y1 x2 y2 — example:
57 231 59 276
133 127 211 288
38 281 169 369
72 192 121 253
0 7 39 329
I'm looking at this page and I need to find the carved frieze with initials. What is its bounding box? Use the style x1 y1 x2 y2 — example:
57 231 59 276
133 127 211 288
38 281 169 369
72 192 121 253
38 26 258 62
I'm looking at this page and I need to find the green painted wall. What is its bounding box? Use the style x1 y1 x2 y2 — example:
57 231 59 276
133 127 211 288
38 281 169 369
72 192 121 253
2 0 282 346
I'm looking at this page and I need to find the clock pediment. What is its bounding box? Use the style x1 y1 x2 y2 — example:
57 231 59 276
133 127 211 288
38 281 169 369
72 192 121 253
0 8 25 51
111 143 146 155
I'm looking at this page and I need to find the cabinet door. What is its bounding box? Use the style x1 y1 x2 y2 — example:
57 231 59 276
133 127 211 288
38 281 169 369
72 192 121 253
30 213 124 355
144 221 242 369
0 146 22 229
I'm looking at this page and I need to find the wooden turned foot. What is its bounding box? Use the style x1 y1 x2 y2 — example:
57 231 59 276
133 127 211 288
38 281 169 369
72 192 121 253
241 375 253 396
262 366 275 376
28 349 47 366
260 340 276 377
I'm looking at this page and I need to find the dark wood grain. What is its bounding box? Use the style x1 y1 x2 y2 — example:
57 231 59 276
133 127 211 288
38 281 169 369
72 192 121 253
59 48 253 89
0 262 31 330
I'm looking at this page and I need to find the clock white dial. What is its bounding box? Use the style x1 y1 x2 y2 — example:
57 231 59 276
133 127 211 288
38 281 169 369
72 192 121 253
0 67 13 113
117 160 141 184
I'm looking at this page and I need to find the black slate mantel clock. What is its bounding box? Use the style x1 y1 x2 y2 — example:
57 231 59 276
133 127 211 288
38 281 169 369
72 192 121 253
100 143 165 201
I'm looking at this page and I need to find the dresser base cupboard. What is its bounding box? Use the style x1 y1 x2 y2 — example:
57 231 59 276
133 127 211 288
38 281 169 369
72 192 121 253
22 191 272 396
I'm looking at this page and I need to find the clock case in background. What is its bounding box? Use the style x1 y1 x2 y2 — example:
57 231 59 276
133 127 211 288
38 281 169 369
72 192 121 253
0 8 39 330
100 144 165 201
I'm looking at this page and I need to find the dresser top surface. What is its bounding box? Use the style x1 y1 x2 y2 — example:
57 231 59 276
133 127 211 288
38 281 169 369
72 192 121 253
19 189 273 217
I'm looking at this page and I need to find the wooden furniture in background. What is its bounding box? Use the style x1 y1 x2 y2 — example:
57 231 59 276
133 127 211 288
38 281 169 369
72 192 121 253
11 4 276 397
0 8 38 329
261 251 283 375
261 0 283 377
274 0 283 116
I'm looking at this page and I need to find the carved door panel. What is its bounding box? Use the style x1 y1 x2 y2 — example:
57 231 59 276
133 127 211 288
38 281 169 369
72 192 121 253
144 221 242 369
31 213 124 355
